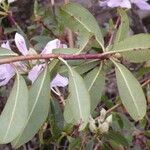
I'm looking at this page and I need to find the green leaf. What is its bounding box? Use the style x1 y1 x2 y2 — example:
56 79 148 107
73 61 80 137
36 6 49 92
49 100 64 139
114 62 146 121
68 137 81 150
105 131 129 146
64 97 75 124
61 59 90 130
114 9 129 43
49 59 60 79
60 3 104 50
12 66 50 148
31 35 52 44
84 65 105 112
53 48 81 54
111 34 150 52
110 34 150 62
0 48 18 57
85 140 94 150
0 74 28 144
59 60 99 76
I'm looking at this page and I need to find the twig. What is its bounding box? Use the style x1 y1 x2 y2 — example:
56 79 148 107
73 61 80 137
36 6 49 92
106 101 122 115
66 28 74 48
141 78 150 87
107 16 121 47
0 52 111 65
64 0 74 48
39 20 57 38
54 87 65 106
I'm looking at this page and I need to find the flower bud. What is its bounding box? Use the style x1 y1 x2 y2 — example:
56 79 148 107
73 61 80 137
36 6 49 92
99 108 106 123
99 122 109 133
89 117 96 133
106 114 113 124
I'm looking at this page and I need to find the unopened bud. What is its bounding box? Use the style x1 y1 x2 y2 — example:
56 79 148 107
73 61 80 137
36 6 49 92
114 53 122 59
89 117 96 133
99 108 106 123
99 122 109 133
106 114 113 124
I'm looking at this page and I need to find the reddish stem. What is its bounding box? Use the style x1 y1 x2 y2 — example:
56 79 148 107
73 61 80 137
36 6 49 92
0 52 112 65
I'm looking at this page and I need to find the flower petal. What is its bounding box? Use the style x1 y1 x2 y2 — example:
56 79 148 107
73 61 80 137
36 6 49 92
15 33 28 56
41 39 61 54
0 64 15 86
1 41 11 50
120 0 131 9
41 39 67 54
107 0 121 7
8 0 16 3
99 0 109 7
50 74 68 88
132 0 150 10
28 64 45 83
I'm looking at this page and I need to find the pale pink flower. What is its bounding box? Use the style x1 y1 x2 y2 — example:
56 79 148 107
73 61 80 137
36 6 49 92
28 64 69 87
0 33 68 87
50 74 69 88
41 39 67 54
28 64 44 83
0 42 15 86
0 64 15 86
28 38 68 86
0 33 29 86
132 0 150 10
1 41 11 50
99 0 150 10
8 0 17 3
15 33 29 56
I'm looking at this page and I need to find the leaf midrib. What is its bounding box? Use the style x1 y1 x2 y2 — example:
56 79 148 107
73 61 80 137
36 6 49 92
70 69 83 120
3 74 20 141
116 64 140 117
13 67 47 146
61 7 92 34
88 66 102 91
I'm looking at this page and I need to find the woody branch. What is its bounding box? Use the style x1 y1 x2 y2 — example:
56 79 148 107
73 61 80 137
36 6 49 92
0 52 112 65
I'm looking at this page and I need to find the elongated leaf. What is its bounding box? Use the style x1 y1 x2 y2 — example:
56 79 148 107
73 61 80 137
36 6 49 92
0 74 28 144
114 9 129 43
111 34 150 62
105 131 129 146
53 48 81 54
60 60 99 76
84 65 105 112
0 48 18 57
114 62 146 121
85 140 94 150
64 97 75 125
60 3 104 50
49 100 64 139
121 49 150 63
12 66 50 148
64 65 90 130
111 34 150 52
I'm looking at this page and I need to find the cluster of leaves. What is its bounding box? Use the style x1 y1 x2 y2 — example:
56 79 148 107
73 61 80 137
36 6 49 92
0 1 150 149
